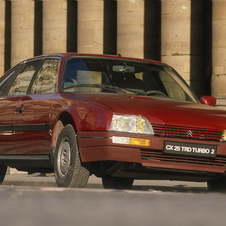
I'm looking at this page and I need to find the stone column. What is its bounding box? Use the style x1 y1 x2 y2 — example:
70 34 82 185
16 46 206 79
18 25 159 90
11 0 34 67
0 1 5 75
117 0 144 58
161 0 191 84
42 0 67 54
77 0 104 54
212 0 226 107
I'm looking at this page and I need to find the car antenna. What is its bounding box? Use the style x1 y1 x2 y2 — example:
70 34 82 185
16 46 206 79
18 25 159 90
94 41 122 57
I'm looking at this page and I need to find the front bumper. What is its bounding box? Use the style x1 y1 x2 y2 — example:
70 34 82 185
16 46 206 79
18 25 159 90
77 131 226 174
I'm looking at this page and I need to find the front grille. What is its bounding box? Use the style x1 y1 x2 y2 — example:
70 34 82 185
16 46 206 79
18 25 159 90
152 124 223 142
140 149 226 168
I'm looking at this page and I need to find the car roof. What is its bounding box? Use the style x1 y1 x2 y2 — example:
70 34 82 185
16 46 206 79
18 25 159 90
25 53 168 66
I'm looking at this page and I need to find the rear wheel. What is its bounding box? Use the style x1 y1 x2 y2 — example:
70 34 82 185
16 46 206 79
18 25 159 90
207 176 226 192
102 176 134 189
54 124 90 188
0 165 7 184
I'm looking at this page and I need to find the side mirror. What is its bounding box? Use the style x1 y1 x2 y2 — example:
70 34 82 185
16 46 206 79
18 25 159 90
200 96 216 106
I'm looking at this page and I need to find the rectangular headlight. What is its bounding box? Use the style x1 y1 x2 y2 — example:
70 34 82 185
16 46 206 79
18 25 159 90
222 130 226 141
110 114 154 135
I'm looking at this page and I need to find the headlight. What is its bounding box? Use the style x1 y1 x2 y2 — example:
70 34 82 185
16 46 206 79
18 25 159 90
110 114 154 135
222 130 226 141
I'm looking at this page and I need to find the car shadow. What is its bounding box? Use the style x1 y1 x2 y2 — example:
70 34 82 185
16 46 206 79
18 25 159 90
86 182 209 193
131 184 208 193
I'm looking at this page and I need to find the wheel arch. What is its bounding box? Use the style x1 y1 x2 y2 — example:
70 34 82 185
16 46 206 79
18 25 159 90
51 110 78 150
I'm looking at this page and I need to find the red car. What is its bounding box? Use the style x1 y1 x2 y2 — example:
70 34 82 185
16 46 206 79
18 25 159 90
0 53 225 190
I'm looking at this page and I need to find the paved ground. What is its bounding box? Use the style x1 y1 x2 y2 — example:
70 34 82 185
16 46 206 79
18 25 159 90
3 173 57 187
0 175 225 226
3 173 226 226
2 173 208 192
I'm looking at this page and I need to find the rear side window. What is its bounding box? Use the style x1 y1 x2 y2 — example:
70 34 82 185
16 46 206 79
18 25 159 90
0 68 19 96
8 61 41 96
30 59 59 94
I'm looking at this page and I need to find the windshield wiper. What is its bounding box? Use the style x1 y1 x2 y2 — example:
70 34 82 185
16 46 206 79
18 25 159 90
64 84 132 94
123 88 146 95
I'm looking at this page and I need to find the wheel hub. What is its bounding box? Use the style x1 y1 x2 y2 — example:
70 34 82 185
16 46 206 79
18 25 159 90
57 138 71 178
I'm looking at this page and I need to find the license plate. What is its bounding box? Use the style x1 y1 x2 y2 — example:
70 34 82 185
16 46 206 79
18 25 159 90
164 141 217 158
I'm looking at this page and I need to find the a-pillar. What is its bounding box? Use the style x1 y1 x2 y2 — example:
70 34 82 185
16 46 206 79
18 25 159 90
117 0 144 58
161 0 191 84
0 1 5 75
11 0 34 67
77 0 104 54
42 0 67 54
212 0 226 108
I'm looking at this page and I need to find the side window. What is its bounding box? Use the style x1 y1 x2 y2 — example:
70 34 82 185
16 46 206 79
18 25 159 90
8 61 41 96
159 70 186 100
0 68 19 96
30 59 59 94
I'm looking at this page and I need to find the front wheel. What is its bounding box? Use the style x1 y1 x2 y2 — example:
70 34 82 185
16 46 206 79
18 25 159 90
54 124 90 188
102 176 134 189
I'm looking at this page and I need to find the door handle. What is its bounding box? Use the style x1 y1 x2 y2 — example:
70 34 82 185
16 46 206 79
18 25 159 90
16 107 24 113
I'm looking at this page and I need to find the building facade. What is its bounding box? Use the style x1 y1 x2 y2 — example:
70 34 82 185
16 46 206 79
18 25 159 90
0 0 226 107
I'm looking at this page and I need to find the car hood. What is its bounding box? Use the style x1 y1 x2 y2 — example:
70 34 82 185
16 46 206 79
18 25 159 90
67 93 226 130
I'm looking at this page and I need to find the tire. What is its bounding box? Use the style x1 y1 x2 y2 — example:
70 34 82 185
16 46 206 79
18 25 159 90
102 176 134 189
207 176 226 192
54 124 90 188
0 165 7 184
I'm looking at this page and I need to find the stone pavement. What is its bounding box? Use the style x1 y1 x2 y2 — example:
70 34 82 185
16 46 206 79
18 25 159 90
2 172 208 192
2 173 104 188
2 173 57 187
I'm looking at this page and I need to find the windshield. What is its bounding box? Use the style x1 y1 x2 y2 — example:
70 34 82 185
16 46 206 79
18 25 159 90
62 57 198 102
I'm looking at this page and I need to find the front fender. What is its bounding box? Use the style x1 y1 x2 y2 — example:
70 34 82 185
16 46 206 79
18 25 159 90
63 101 113 131
50 99 113 147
